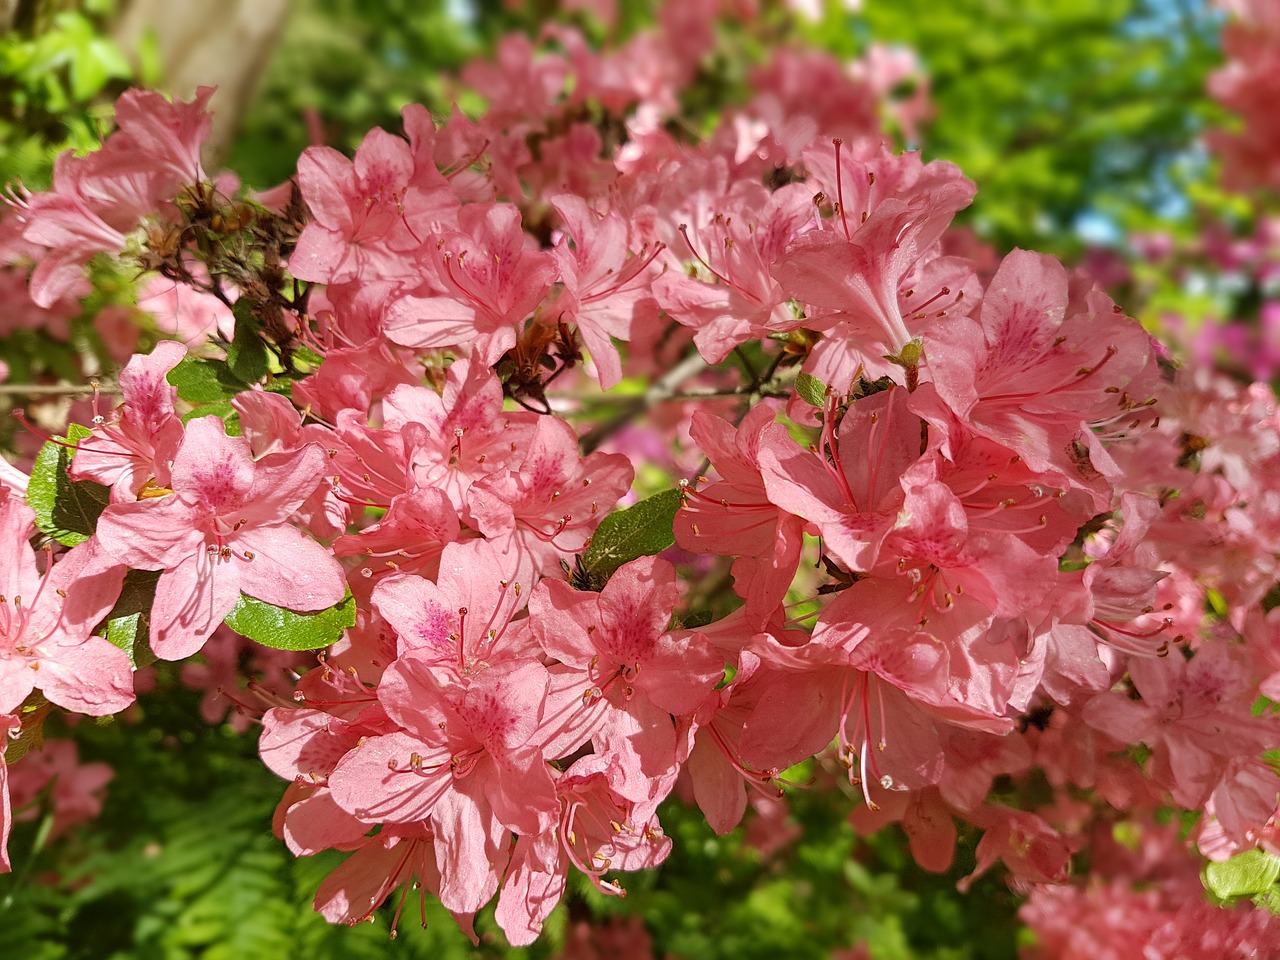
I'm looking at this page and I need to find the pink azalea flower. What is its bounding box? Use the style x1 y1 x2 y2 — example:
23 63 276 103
329 656 559 913
95 417 347 659
9 87 215 307
771 140 976 353
528 556 724 804
674 404 809 628
373 358 539 515
1084 643 1279 808
758 386 919 573
8 739 113 839
0 487 133 716
384 203 558 364
311 822 455 933
496 754 671 945
291 338 421 423
654 179 814 363
334 487 459 582
0 712 17 872
961 805 1076 890
289 106 457 285
916 249 1155 495
468 416 633 579
369 539 537 667
70 340 187 500
548 194 660 389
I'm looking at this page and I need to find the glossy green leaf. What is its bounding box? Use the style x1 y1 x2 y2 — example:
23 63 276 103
26 423 110 546
226 301 270 384
581 489 681 581
167 356 244 404
103 569 161 668
223 592 356 651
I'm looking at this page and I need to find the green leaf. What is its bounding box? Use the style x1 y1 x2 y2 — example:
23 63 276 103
581 489 681 581
1205 849 1280 900
103 569 161 668
222 592 356 651
794 372 829 408
226 301 270 384
26 424 110 546
167 356 244 405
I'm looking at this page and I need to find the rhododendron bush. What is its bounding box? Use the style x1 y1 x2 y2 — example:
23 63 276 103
1 1 1279 957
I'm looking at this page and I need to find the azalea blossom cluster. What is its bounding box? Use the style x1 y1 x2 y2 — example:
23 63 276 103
1 1 1279 951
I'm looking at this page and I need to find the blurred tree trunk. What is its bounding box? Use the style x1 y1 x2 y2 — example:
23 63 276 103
110 0 293 165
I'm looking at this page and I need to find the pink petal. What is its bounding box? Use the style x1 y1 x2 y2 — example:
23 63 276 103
235 525 347 611
149 551 242 660
36 634 134 716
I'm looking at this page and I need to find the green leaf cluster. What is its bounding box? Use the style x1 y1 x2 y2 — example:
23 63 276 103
855 0 1225 255
0 2 140 191
165 356 250 430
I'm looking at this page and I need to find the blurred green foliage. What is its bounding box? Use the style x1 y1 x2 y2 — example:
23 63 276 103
224 0 482 187
0 0 155 190
854 0 1225 254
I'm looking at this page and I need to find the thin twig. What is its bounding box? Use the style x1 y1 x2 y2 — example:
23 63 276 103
578 351 710 454
0 383 119 396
